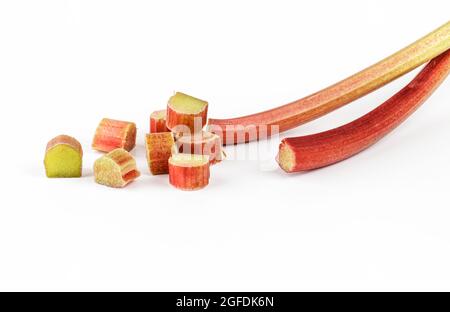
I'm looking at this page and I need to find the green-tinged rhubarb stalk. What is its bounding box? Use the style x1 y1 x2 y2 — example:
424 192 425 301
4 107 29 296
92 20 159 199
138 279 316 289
209 21 450 144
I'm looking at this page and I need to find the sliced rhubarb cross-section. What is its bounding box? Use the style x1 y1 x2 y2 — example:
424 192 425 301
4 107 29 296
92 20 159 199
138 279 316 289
94 148 140 188
44 134 83 178
168 154 210 191
145 132 175 175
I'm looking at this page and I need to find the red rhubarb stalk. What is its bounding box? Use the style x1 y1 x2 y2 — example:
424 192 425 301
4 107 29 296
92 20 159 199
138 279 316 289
94 148 140 187
277 49 450 172
150 110 170 133
208 22 450 144
167 92 208 134
92 118 137 152
168 154 210 191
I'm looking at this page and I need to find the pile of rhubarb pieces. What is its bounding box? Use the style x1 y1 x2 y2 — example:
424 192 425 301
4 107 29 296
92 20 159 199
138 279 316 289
44 92 225 191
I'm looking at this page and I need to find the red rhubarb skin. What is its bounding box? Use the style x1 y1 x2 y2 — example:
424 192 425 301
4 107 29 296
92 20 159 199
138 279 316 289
150 110 170 133
150 118 169 133
168 162 210 190
278 49 450 172
46 134 83 156
166 104 208 134
92 118 137 152
208 22 450 144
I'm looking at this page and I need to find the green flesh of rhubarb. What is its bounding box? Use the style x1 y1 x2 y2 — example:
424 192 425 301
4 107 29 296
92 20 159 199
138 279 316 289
44 144 82 178
169 92 207 113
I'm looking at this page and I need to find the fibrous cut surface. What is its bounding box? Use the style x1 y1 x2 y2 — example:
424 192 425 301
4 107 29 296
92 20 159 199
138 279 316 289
94 148 140 188
145 132 175 175
44 134 83 178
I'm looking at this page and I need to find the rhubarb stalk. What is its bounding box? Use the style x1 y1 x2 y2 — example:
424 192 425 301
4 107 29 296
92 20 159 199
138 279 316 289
92 118 137 152
150 110 170 133
168 154 210 191
44 135 83 178
277 49 450 172
209 22 450 144
94 148 140 187
145 132 175 175
167 92 208 133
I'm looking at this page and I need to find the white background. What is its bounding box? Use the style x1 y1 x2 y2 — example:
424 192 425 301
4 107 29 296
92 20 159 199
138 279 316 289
0 0 449 291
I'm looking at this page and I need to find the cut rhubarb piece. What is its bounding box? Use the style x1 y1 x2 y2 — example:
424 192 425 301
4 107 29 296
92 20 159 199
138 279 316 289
92 118 137 152
176 131 225 164
44 135 83 178
277 49 450 172
145 132 175 175
150 109 170 133
166 92 208 134
209 21 450 144
169 154 210 191
94 148 140 188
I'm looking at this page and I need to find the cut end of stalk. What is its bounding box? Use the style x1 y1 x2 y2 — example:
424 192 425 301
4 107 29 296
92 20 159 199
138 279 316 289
145 132 175 175
207 21 450 145
44 134 83 178
151 110 166 119
277 140 296 173
168 92 208 114
169 154 210 191
94 148 140 188
169 153 210 167
124 124 137 151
